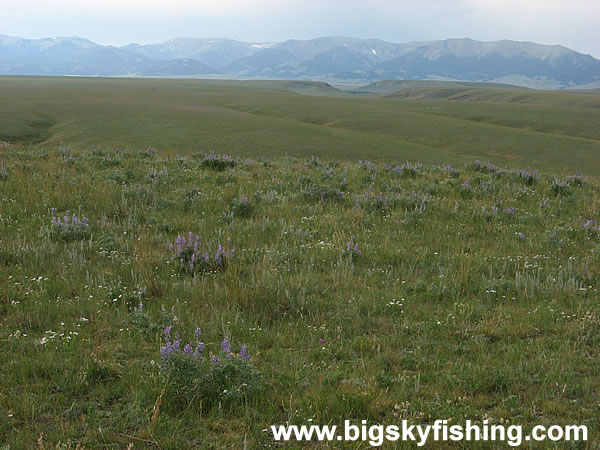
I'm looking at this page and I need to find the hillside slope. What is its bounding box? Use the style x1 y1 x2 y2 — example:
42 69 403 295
1 77 599 174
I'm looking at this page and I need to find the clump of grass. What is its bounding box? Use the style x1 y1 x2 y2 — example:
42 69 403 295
301 182 344 202
201 152 235 171
169 233 235 275
230 195 253 218
385 161 423 178
48 208 90 241
160 327 264 409
551 178 571 196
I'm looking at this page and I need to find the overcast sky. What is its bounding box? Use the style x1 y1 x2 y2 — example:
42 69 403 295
3 0 599 57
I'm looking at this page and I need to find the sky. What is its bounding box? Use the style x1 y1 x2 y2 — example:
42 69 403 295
2 0 599 58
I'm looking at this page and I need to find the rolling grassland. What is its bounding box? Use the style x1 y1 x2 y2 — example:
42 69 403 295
0 143 599 447
1 76 599 174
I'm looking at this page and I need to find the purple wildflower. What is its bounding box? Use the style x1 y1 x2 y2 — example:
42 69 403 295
160 344 174 364
170 233 234 274
342 237 361 258
195 341 205 358
240 345 251 361
221 337 232 357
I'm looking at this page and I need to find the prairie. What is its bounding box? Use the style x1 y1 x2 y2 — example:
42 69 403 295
0 143 599 447
1 76 600 174
1 76 599 447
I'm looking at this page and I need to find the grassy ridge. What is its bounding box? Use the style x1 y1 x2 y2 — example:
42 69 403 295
383 86 600 108
356 80 529 92
1 76 599 175
0 144 599 447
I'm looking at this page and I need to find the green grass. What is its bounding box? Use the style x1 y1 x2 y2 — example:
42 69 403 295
1 76 600 175
0 145 599 447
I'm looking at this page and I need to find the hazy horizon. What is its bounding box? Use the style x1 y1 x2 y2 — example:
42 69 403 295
3 0 599 58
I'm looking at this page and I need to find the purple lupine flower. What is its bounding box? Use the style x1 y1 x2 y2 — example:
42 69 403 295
160 340 178 365
583 219 597 229
164 326 172 343
195 341 205 358
211 355 221 366
240 345 251 361
51 209 89 233
221 337 232 357
170 234 234 274
517 232 527 240
194 328 202 341
160 345 171 363
342 237 361 257
184 344 193 355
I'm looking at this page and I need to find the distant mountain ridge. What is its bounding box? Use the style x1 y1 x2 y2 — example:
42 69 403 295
1 34 599 89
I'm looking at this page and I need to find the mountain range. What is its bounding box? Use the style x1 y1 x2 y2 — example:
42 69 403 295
1 34 599 89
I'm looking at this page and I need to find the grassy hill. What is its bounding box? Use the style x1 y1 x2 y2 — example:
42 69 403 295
382 86 600 108
231 79 348 96
0 76 599 175
356 79 528 93
0 145 598 446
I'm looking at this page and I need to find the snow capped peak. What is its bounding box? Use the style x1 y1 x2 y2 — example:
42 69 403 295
251 43 275 49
